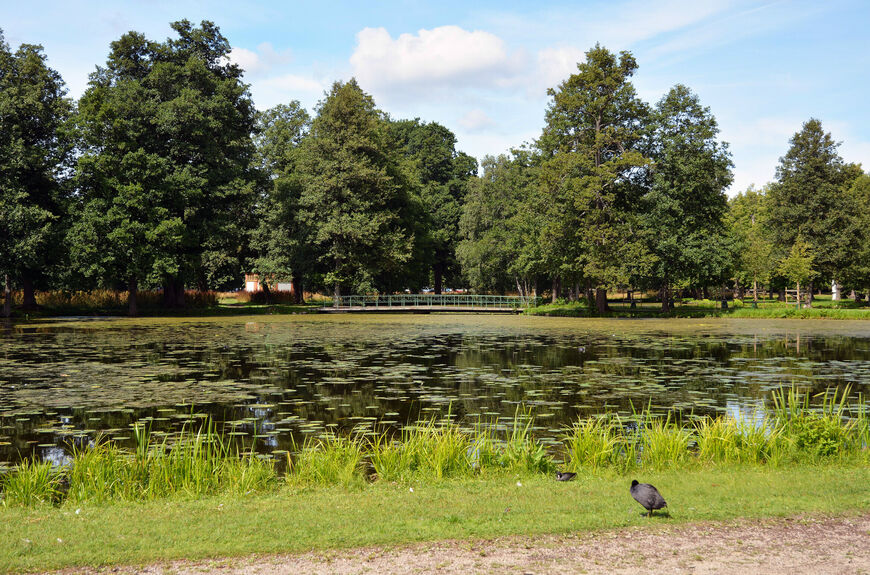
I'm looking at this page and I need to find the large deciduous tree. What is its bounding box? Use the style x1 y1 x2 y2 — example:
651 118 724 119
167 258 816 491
643 84 733 311
70 21 257 314
538 44 649 313
389 119 476 293
0 31 72 315
298 79 413 302
727 186 774 302
251 101 311 302
457 152 537 293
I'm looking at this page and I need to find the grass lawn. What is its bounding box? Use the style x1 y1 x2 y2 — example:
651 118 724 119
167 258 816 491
2 464 867 573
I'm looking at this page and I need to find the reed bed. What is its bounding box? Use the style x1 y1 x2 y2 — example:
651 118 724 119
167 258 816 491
5 289 219 309
1 387 868 506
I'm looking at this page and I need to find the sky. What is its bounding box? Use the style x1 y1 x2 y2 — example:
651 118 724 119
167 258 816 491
2 0 868 194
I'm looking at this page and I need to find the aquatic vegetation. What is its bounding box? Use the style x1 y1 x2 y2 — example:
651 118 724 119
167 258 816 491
1 386 868 506
0 458 60 506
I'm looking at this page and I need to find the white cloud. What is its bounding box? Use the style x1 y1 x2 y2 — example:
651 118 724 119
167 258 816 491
227 42 293 77
458 109 496 132
350 26 525 96
534 46 584 95
249 73 326 110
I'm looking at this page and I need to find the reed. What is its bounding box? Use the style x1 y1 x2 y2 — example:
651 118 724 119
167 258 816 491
289 433 366 487
563 416 619 471
1 459 60 506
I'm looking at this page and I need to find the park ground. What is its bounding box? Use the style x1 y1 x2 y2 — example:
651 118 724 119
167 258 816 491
46 513 870 574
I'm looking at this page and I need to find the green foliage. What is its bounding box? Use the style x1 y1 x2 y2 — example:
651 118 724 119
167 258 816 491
70 20 257 313
0 31 73 309
777 237 817 297
298 79 413 297
539 44 650 307
766 119 860 288
250 102 311 301
643 84 733 307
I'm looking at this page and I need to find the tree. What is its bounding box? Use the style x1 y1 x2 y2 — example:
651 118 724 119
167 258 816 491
766 119 857 296
0 31 73 314
251 101 311 302
298 79 413 302
840 173 870 298
643 85 733 311
777 237 816 306
70 21 257 314
728 187 774 302
457 152 536 293
538 44 649 313
389 119 476 293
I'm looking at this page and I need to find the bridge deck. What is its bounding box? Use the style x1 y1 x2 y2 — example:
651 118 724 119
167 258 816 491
319 305 524 314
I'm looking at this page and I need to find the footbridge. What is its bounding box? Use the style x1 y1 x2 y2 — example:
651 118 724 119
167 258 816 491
320 294 541 313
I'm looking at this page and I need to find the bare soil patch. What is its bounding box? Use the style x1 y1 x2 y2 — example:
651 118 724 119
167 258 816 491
64 513 870 575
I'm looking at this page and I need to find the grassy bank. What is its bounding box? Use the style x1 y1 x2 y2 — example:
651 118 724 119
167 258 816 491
527 298 870 319
1 465 867 572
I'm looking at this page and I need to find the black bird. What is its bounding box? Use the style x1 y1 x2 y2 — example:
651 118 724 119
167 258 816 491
555 471 577 481
630 479 667 517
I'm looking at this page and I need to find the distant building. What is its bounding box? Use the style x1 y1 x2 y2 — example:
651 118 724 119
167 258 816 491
244 274 293 293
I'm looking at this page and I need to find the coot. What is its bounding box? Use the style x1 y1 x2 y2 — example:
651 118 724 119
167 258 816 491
630 479 667 517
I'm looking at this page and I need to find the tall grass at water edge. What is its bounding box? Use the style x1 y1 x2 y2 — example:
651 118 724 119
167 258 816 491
2 388 868 506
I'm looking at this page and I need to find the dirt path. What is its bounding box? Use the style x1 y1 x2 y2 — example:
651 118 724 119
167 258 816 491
77 514 870 575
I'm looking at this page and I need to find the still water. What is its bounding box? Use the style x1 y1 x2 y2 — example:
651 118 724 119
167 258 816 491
1 315 869 468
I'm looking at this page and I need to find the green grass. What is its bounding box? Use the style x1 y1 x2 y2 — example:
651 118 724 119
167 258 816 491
0 465 867 573
527 298 870 319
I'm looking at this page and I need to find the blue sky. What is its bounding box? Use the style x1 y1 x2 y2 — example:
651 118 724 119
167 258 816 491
2 0 868 193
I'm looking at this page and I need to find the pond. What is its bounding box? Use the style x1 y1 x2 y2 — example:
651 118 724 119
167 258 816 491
1 315 869 468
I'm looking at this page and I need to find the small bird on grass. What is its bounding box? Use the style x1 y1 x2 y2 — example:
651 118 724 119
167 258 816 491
555 471 577 481
630 479 667 517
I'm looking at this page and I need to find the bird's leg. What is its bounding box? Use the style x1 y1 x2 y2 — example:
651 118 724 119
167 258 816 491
648 509 653 518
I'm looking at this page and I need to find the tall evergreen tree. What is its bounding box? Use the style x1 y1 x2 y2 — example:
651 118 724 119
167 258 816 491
643 85 733 311
298 79 413 301
766 119 857 294
0 31 73 315
538 44 649 312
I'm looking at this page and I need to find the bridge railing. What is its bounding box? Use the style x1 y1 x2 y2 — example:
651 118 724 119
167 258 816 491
332 294 541 309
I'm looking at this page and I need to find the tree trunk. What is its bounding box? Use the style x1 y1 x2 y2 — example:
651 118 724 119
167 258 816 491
753 278 758 302
702 286 710 300
3 274 11 318
661 284 670 313
174 276 185 307
21 274 38 310
515 276 524 298
292 277 304 304
334 283 340 307
434 263 443 295
128 276 138 317
796 282 801 307
777 288 785 302
595 287 608 314
163 279 176 308
551 276 560 304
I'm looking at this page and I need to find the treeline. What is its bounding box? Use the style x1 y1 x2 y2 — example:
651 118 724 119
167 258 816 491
1 22 867 316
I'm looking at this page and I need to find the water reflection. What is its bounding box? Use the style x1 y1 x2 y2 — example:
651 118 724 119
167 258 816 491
1 316 869 467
